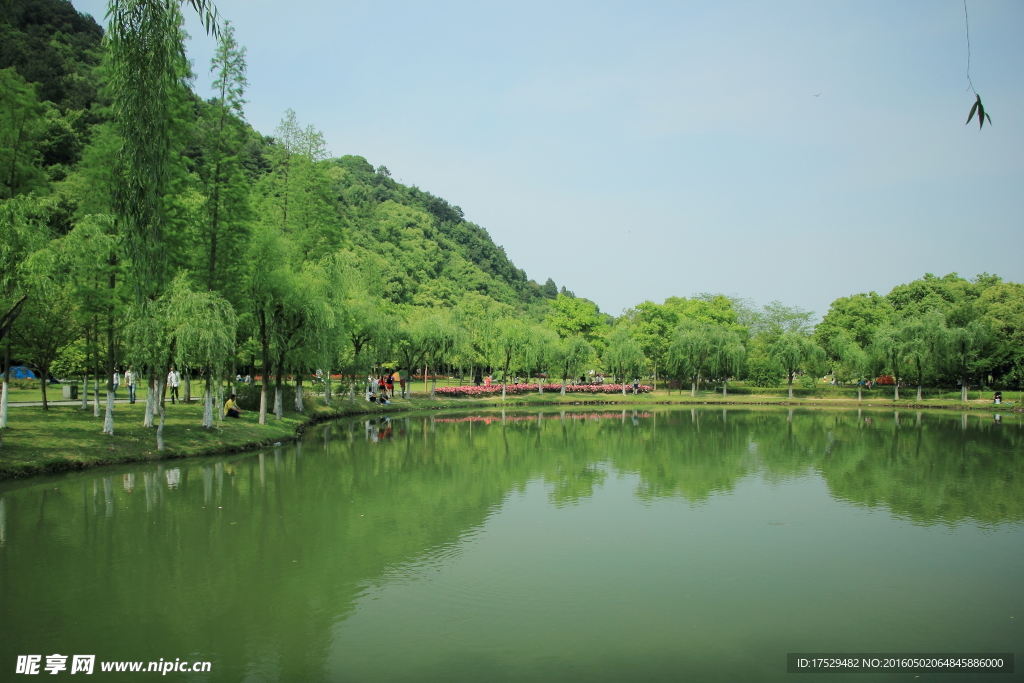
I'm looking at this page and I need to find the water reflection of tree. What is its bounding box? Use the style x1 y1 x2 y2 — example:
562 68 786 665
1 408 1021 679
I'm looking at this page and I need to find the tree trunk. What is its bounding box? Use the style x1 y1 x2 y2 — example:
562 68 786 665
787 373 794 399
894 381 899 401
560 377 566 396
0 339 10 430
348 380 354 403
961 375 969 402
431 370 437 400
274 364 283 420
857 385 862 402
216 379 224 423
183 368 191 404
538 375 543 394
722 378 728 397
40 367 49 410
103 390 114 435
691 379 696 397
81 374 89 410
155 378 166 450
324 368 332 406
202 374 213 428
93 374 100 417
295 374 304 411
143 377 155 427
259 316 270 424
917 384 922 402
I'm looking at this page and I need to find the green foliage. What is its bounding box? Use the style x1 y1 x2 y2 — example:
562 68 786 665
547 293 603 340
815 292 892 357
0 67 49 198
744 355 784 388
965 94 991 129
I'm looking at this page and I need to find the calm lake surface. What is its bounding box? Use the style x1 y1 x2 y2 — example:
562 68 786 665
1 407 1022 682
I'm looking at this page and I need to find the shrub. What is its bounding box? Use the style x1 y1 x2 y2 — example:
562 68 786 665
744 356 784 388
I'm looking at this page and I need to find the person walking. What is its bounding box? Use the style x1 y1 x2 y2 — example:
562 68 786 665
125 366 136 404
112 368 120 396
167 366 180 404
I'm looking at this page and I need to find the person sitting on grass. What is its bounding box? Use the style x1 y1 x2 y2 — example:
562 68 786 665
224 394 242 418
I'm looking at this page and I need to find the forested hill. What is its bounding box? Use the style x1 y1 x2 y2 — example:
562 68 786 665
0 0 562 312
326 155 547 307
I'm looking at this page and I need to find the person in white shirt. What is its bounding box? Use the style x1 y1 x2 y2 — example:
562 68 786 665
167 367 181 404
125 366 136 404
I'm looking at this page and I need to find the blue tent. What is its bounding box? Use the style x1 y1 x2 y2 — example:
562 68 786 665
8 366 36 379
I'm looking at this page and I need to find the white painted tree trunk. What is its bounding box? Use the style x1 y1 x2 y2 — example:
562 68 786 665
0 378 8 429
560 379 566 396
501 383 506 400
917 384 923 401
155 378 166 450
690 380 696 397
538 377 543 394
430 376 436 400
295 383 304 411
103 391 114 434
274 386 282 420
857 386 862 401
216 382 224 423
722 379 728 397
202 374 212 427
202 382 213 428
143 378 155 427
324 369 332 406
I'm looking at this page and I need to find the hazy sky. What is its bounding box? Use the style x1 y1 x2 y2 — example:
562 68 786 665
73 0 1024 318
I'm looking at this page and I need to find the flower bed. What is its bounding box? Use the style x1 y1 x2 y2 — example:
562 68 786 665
434 383 652 398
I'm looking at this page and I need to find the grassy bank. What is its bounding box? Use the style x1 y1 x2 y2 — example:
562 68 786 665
0 395 459 480
1 387 1019 480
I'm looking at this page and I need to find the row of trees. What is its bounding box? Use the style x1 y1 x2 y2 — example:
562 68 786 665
1 1 1021 455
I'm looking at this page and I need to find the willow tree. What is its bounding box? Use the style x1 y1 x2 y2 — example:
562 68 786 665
422 315 463 400
944 319 991 402
899 310 947 401
832 333 873 401
554 336 593 395
602 328 644 396
871 325 907 401
525 326 559 394
107 0 218 299
767 331 824 399
667 321 715 397
490 318 532 400
708 327 746 397
164 279 237 428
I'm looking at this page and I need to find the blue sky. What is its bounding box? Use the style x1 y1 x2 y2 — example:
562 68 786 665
74 0 1024 318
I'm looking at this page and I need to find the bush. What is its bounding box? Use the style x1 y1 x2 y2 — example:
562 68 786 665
744 357 785 388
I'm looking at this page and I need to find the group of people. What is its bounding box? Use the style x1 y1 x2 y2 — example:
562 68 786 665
110 366 183 405
366 371 402 404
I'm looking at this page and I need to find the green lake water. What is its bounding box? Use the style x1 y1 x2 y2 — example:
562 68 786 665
1 407 1022 682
